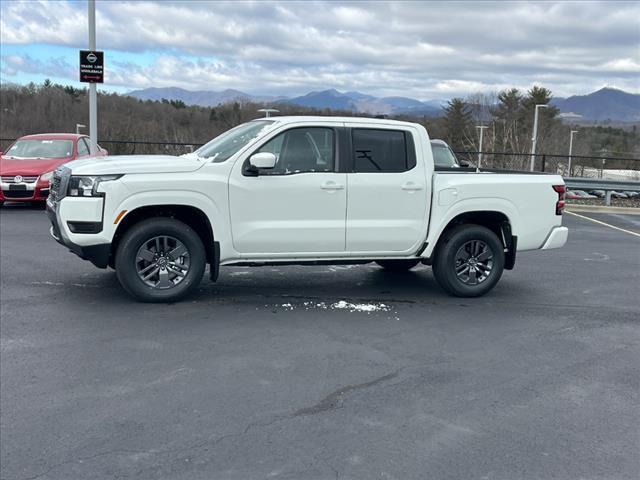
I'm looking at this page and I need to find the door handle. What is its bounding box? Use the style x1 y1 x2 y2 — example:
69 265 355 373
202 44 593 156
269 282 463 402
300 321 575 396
320 182 344 191
401 182 423 191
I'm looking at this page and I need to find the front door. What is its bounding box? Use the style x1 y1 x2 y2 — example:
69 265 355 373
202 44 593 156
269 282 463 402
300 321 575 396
229 126 346 255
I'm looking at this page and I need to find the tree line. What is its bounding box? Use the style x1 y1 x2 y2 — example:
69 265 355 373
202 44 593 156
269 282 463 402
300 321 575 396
1 80 638 172
0 80 357 156
410 86 639 172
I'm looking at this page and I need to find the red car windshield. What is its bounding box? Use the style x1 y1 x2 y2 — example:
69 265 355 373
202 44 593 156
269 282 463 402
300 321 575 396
4 139 74 159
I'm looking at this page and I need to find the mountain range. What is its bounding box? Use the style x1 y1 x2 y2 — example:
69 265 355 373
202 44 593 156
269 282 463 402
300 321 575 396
551 88 640 122
125 87 283 106
278 88 444 116
127 86 640 122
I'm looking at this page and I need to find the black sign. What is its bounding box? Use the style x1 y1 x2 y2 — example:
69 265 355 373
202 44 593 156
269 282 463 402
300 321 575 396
79 50 104 83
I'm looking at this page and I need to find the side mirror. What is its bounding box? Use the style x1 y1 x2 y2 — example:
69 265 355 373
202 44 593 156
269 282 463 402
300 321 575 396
459 160 470 167
249 152 276 170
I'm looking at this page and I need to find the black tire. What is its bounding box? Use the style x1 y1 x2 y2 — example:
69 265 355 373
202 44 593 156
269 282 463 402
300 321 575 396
375 259 421 271
432 224 504 297
115 218 206 302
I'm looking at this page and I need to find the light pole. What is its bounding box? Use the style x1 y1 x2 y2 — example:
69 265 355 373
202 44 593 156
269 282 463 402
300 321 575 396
476 125 488 170
600 148 608 179
88 0 98 154
567 129 578 177
529 104 548 171
257 108 279 118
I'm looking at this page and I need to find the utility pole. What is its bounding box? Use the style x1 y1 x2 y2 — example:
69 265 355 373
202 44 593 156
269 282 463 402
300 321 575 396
567 129 578 176
529 104 548 171
476 125 488 170
88 0 98 154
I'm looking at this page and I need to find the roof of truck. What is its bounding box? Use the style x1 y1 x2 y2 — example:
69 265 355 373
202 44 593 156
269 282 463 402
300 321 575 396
255 116 420 128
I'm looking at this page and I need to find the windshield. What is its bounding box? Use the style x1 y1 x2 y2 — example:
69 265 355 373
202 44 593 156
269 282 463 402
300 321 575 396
4 139 74 159
195 120 275 162
431 143 460 167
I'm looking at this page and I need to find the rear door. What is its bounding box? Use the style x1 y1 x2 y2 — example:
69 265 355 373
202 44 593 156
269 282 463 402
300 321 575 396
345 125 429 253
228 125 347 255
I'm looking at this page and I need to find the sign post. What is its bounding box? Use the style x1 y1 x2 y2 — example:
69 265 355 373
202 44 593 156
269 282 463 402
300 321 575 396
79 0 100 154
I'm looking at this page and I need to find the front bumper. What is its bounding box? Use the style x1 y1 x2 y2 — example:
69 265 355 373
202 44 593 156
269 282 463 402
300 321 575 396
46 196 111 268
0 181 49 202
541 226 569 250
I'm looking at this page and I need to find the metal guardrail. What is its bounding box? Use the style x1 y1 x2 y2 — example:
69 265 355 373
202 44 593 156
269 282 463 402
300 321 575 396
564 177 640 205
455 151 640 164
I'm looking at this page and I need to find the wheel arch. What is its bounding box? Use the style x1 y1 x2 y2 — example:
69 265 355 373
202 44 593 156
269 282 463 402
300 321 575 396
425 209 517 270
109 204 217 272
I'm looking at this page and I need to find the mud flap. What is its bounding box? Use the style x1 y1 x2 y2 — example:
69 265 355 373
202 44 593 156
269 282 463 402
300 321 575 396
209 241 220 282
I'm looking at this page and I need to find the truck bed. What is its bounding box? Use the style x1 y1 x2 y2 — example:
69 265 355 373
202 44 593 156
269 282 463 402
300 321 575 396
425 170 565 254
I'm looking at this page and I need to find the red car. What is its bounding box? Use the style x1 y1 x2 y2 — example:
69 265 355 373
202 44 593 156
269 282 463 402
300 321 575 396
0 133 107 206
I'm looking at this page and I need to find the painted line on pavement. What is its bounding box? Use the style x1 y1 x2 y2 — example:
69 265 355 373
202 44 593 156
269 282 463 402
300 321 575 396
566 211 640 238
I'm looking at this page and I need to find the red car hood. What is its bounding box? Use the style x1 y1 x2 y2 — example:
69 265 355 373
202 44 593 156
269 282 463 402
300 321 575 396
0 157 70 177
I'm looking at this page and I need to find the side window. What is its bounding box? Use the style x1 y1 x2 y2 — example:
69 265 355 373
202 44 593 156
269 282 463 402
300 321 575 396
352 129 414 173
254 127 334 175
77 138 90 156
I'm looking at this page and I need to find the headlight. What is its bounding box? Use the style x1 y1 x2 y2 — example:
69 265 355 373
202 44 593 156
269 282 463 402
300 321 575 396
40 171 54 183
67 175 122 197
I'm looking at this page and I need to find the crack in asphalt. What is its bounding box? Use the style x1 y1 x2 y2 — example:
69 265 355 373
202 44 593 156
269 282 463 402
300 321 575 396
13 370 401 480
293 370 401 417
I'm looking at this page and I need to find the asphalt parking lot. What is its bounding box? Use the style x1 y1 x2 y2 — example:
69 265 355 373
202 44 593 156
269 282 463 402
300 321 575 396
1 206 639 480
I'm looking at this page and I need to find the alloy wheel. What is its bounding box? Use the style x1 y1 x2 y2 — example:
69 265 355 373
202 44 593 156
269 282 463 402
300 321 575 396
454 239 494 285
135 236 191 289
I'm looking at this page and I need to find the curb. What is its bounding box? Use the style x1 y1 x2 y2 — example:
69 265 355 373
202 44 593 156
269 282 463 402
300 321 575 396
566 204 640 215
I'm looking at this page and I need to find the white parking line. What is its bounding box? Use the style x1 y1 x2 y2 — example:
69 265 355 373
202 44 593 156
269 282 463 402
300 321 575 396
566 211 640 238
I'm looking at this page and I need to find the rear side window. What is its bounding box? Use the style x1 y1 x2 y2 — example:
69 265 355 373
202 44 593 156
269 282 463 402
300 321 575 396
352 129 415 173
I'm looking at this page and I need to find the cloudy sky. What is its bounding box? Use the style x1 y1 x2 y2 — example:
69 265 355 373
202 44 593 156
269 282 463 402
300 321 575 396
1 0 638 100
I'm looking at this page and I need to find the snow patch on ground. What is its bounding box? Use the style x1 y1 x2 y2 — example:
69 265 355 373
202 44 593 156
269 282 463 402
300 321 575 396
278 300 391 314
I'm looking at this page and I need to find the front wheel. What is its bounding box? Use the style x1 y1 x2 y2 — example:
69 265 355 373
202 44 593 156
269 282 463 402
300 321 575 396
432 224 505 297
115 218 206 302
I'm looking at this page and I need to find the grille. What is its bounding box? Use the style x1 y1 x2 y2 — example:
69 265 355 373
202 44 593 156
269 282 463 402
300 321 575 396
1 175 38 183
2 189 34 199
49 167 69 202
50 174 61 200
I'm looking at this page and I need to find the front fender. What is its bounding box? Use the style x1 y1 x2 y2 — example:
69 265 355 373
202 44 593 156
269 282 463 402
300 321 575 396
110 190 232 259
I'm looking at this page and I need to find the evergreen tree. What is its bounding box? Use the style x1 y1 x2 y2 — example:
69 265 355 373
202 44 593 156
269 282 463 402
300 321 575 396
520 86 560 154
494 88 523 153
442 98 473 151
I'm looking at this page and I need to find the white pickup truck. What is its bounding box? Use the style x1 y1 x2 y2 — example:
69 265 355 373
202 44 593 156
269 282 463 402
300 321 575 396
46 116 568 302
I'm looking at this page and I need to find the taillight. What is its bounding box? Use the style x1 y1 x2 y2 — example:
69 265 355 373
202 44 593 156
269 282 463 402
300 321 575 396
553 185 566 215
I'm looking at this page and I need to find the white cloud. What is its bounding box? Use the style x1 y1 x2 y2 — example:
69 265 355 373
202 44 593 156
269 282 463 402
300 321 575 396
1 0 638 98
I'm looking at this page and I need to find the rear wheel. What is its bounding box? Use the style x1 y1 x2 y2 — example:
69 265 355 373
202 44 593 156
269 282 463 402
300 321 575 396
115 218 206 302
432 224 504 297
375 259 421 271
